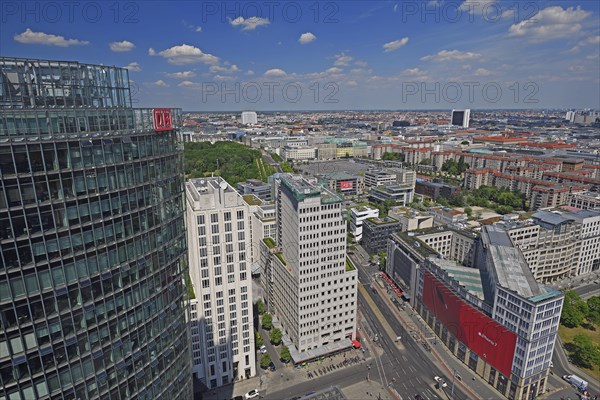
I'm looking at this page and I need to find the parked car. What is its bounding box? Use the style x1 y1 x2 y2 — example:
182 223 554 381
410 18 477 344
434 376 448 388
259 345 267 354
245 389 259 399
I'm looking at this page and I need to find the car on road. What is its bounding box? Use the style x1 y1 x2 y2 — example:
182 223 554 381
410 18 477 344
245 389 259 399
233 396 244 400
414 395 424 400
259 345 267 354
434 376 448 388
268 363 276 371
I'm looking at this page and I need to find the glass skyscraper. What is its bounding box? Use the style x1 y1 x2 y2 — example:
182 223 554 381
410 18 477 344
0 58 191 399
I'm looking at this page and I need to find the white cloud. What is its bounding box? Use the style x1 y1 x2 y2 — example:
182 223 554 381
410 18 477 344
508 6 591 42
178 81 201 88
354 60 368 67
149 44 219 65
182 20 202 32
459 0 496 14
383 37 409 52
150 80 169 87
14 28 89 47
570 35 600 53
125 62 142 72
347 80 358 87
209 64 240 74
264 68 287 77
326 67 343 74
213 75 234 81
421 49 481 62
474 68 494 76
109 40 135 52
246 70 255 76
401 68 425 75
166 71 196 79
334 53 353 66
298 32 317 44
229 16 270 31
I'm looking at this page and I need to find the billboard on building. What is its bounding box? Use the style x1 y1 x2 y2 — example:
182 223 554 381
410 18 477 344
422 272 517 377
153 108 173 132
340 181 353 191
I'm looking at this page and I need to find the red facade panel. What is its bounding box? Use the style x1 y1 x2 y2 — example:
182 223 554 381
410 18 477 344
422 272 517 377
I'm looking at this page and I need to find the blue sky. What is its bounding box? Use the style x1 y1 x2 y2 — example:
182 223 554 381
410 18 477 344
1 0 599 111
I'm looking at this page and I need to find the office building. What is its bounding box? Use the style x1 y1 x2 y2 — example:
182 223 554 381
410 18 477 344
388 207 433 232
237 179 272 202
364 170 396 187
186 177 255 388
349 206 379 241
451 109 470 128
241 111 257 125
388 224 564 400
369 184 414 206
260 175 358 362
362 217 401 254
0 57 191 399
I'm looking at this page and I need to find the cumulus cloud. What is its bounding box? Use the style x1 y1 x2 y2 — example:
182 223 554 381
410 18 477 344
421 49 481 62
109 40 135 52
150 80 169 87
326 67 343 74
264 68 287 77
14 29 89 47
209 65 240 74
570 35 600 53
383 37 409 52
149 44 219 65
178 81 201 88
401 68 425 75
334 53 353 66
508 6 591 42
474 68 494 76
298 32 317 44
229 16 270 31
246 70 255 76
166 71 196 79
125 62 142 72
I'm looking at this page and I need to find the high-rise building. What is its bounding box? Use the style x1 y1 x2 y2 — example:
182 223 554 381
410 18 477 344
451 109 471 128
0 57 191 399
241 111 257 125
260 174 358 362
185 177 255 388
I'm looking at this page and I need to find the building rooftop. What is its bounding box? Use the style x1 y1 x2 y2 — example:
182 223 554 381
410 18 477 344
280 174 343 204
484 225 544 299
366 216 399 225
428 256 485 299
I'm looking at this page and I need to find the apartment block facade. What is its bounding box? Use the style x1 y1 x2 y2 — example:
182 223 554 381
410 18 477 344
261 175 357 358
186 178 255 388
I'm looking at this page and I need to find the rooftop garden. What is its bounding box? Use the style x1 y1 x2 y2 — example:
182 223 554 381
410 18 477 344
243 194 262 206
275 252 286 266
186 272 196 300
263 238 276 249
346 257 356 272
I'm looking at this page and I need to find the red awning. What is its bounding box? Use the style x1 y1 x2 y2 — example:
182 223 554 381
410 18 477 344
352 340 361 349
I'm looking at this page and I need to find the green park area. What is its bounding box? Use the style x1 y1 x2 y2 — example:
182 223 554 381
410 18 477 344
558 291 600 377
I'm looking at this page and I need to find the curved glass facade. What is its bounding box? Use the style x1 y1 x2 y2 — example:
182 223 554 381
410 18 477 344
0 58 191 400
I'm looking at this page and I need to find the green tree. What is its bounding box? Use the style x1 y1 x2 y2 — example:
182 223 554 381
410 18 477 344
587 296 600 325
260 353 272 369
419 158 431 165
561 291 587 328
464 207 473 217
571 334 600 368
461 141 470 145
378 251 387 271
270 328 283 345
255 331 263 348
280 346 291 363
256 299 266 315
262 313 273 330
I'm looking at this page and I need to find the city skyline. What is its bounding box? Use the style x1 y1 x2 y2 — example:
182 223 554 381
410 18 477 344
1 1 599 110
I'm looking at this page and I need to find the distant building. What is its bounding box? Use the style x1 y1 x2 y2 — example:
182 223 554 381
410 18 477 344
362 216 401 254
388 207 434 231
364 170 397 187
241 111 258 125
431 207 468 226
565 110 600 125
283 146 316 161
451 109 471 128
415 180 460 200
569 191 600 210
350 206 380 241
369 183 415 206
320 172 362 196
316 143 337 160
237 179 272 201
